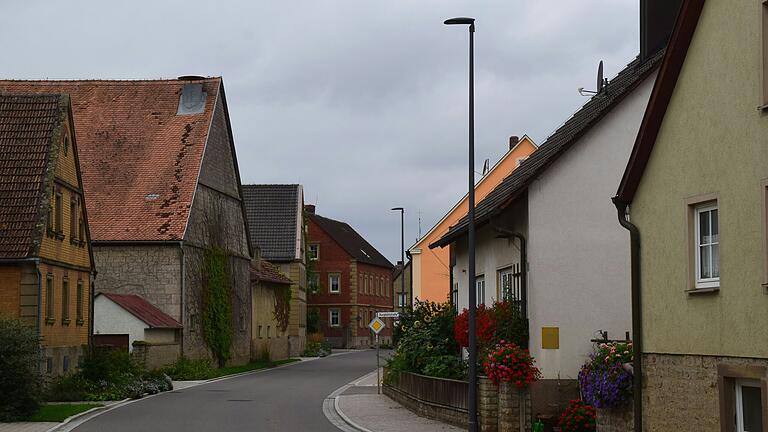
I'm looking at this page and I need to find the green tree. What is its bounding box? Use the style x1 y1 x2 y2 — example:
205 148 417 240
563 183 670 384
0 317 42 421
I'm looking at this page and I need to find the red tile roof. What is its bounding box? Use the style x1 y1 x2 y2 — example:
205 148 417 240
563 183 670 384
0 78 222 241
251 260 292 285
0 94 64 259
99 292 182 328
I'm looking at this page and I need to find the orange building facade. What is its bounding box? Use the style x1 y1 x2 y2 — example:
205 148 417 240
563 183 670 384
408 136 537 303
0 95 95 376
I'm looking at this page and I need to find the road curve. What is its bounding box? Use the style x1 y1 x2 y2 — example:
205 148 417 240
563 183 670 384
72 350 379 432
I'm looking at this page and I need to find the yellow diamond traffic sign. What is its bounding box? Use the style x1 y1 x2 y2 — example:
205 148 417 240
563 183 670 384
368 317 385 334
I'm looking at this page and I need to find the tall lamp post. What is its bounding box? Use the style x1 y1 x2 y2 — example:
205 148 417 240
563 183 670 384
391 207 405 311
444 16 477 432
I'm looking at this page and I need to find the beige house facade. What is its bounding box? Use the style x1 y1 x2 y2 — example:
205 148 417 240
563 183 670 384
615 0 768 429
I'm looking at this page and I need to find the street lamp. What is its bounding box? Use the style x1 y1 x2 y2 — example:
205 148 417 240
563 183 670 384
391 207 405 311
444 16 478 432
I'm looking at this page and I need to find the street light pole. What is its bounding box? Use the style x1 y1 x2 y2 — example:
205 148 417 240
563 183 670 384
444 16 477 432
391 207 405 311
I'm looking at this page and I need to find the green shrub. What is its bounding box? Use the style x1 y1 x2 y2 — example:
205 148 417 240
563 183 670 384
422 355 467 380
306 308 321 334
159 356 215 381
80 347 139 383
388 301 461 379
302 341 331 357
0 317 42 421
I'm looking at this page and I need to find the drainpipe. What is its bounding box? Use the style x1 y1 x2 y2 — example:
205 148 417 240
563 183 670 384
492 225 527 319
89 270 97 348
611 197 642 432
34 261 42 340
406 250 413 307
179 242 185 357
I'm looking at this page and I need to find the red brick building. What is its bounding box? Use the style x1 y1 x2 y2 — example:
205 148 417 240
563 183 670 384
306 205 394 348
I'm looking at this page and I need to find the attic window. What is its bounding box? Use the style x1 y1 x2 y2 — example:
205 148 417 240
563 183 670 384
145 193 160 201
177 83 207 115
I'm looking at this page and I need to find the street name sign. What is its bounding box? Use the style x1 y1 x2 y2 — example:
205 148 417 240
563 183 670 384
376 311 400 319
368 317 385 334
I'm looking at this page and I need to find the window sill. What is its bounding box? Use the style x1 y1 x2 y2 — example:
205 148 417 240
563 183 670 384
76 319 84 326
61 319 71 326
686 287 720 295
45 318 55 325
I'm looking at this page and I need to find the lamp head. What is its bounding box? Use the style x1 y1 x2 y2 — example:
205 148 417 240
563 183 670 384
391 207 404 212
444 17 475 25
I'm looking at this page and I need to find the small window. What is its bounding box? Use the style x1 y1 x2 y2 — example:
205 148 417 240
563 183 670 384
398 292 407 308
76 280 84 322
329 309 340 327
258 325 263 339
46 358 53 374
736 379 763 432
329 273 341 293
267 325 271 338
70 199 77 240
54 192 63 234
308 244 319 261
45 274 54 321
499 267 515 301
452 283 459 311
476 275 486 306
61 278 70 321
695 204 720 288
46 205 53 232
63 356 70 373
79 218 85 243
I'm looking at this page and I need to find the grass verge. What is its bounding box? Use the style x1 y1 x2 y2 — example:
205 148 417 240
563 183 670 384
21 403 102 422
211 358 300 378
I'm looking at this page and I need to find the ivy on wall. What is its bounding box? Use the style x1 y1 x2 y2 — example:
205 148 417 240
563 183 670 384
202 247 232 367
273 284 291 332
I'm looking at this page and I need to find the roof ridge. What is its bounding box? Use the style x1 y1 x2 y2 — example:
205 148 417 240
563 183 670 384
0 77 222 85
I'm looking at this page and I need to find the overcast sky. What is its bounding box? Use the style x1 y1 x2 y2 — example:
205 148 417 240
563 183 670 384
2 1 639 263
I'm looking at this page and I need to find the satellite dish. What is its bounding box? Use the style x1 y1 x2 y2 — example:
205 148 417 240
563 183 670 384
597 60 604 93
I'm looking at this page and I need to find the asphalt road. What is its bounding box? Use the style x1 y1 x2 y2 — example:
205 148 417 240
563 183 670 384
73 350 381 432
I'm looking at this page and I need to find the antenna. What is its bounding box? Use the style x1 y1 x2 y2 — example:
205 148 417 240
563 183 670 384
418 210 422 239
482 159 490 176
578 60 608 97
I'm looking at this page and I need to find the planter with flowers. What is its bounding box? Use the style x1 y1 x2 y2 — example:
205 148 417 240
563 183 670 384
483 341 540 432
578 342 634 432
558 399 596 432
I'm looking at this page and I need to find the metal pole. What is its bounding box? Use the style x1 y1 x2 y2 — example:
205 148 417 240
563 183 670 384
401 209 407 308
376 333 381 394
467 21 478 432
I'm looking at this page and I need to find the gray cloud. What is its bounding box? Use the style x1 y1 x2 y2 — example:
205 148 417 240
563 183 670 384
1 0 639 262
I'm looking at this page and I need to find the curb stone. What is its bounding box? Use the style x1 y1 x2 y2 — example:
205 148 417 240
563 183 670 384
323 371 380 432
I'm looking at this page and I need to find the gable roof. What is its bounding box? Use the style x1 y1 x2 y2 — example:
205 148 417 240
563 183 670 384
0 78 223 242
411 135 536 252
242 184 301 261
615 0 706 204
0 94 66 259
309 213 393 269
251 260 292 285
98 292 182 328
430 51 665 249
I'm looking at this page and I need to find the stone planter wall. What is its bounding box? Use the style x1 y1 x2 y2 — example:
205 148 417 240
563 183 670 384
498 382 532 432
478 376 498 432
596 401 633 432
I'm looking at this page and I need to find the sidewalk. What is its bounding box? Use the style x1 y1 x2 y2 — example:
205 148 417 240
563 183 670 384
0 423 57 432
330 370 462 432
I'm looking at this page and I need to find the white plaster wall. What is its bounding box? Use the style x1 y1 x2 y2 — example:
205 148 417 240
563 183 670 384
94 295 147 352
527 72 656 379
454 198 528 310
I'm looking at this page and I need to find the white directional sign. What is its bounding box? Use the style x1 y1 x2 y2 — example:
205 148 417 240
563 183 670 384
368 317 386 334
376 311 400 319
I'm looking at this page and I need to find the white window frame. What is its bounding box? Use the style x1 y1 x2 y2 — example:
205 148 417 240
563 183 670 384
398 292 407 307
308 244 319 261
736 379 763 432
476 275 485 306
499 267 514 301
694 204 720 289
329 309 340 327
329 273 341 294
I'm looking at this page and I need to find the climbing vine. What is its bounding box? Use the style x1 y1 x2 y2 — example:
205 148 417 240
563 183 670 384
273 284 291 332
202 247 232 367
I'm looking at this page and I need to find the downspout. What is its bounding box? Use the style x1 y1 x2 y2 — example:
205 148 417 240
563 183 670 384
492 225 528 319
179 242 185 357
89 270 97 348
35 261 42 341
612 197 642 432
406 250 413 307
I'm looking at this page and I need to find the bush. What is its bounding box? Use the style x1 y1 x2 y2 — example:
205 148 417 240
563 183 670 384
160 356 215 381
482 341 540 388
0 317 42 421
578 342 633 409
422 355 467 380
454 301 528 352
558 400 596 432
388 301 461 379
306 308 321 334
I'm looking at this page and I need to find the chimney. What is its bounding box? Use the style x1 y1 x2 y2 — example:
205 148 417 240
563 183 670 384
640 0 683 62
305 204 316 214
509 136 520 150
